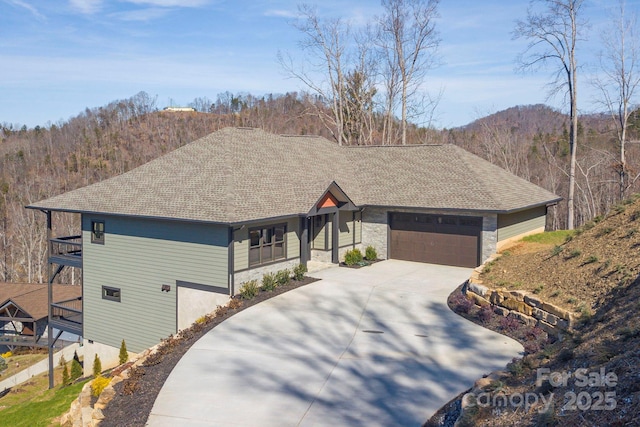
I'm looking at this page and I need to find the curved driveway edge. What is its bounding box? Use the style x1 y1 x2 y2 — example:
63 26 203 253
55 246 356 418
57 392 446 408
147 260 522 427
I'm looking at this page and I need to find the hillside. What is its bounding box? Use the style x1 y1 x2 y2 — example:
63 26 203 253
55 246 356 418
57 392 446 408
433 197 640 426
1 92 639 284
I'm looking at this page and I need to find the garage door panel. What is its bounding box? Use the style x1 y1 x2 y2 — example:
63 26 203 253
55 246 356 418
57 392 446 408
389 213 481 268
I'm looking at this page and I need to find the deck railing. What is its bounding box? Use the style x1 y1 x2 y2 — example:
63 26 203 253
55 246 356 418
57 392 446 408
50 235 82 258
51 297 82 337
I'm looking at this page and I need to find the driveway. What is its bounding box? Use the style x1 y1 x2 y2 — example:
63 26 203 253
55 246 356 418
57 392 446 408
147 260 522 427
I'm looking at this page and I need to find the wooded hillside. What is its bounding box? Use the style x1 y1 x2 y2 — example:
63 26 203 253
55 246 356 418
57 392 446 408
0 92 638 283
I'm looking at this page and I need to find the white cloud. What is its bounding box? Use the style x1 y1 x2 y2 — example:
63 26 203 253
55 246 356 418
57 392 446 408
110 7 170 21
264 9 296 18
6 0 46 20
69 0 102 14
124 0 209 7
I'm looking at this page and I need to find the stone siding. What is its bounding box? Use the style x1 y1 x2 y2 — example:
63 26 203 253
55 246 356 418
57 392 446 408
362 207 499 265
234 258 301 290
361 207 389 259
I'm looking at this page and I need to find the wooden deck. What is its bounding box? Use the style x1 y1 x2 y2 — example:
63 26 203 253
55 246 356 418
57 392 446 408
49 235 82 268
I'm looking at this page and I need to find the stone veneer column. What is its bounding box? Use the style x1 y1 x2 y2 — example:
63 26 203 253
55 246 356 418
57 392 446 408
482 214 497 263
361 207 389 259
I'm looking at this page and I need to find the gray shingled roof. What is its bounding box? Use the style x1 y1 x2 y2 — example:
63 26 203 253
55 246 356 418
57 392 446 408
28 127 560 223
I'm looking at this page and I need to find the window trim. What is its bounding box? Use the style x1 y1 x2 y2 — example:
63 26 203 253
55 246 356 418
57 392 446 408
249 223 287 267
102 286 121 302
91 221 105 244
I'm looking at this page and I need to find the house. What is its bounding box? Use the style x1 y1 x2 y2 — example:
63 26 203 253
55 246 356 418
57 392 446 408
27 127 560 372
0 283 81 350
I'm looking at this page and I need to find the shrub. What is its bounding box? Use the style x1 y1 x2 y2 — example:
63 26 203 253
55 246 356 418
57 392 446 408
550 245 563 257
533 284 544 294
364 245 377 261
275 269 290 286
293 263 307 281
583 255 598 265
451 292 473 314
262 273 277 291
567 249 581 259
92 354 102 377
0 356 7 372
523 340 541 354
70 358 83 381
478 304 493 323
119 340 128 365
239 280 259 299
227 298 243 310
91 375 111 397
500 315 521 332
60 356 70 386
344 248 363 266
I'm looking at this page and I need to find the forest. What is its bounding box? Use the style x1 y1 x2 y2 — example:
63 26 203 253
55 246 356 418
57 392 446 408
0 90 638 284
2 0 639 284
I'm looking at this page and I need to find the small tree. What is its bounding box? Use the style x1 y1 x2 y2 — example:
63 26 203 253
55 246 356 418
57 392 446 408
71 358 83 382
92 354 102 378
119 340 128 365
59 355 70 386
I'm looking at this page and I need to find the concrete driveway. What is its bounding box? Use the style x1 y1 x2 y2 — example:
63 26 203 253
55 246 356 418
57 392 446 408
147 260 522 427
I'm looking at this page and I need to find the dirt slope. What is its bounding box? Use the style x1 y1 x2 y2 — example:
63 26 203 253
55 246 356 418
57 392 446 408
431 197 640 426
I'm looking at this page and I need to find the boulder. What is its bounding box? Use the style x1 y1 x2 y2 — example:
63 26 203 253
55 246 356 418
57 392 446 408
469 282 488 297
501 298 533 316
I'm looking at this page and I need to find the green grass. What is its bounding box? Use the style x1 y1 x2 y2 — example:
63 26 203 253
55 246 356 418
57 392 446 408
522 230 574 246
0 378 89 427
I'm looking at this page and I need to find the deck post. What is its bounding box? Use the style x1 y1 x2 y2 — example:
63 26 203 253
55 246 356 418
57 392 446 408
45 210 55 389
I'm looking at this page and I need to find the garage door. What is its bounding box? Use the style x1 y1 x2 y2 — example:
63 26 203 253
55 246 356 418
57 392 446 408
389 213 482 268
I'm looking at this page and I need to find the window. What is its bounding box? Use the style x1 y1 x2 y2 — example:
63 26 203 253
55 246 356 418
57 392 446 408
249 224 286 266
91 221 105 244
102 286 121 302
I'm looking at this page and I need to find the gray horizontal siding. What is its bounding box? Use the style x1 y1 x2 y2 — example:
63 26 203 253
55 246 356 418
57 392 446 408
82 214 228 353
338 212 354 247
497 206 546 242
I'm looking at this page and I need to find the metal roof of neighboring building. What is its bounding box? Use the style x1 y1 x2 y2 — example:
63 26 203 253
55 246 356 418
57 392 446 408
28 127 561 223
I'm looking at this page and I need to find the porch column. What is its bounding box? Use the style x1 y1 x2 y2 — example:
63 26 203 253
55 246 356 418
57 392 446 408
332 210 339 263
299 217 309 267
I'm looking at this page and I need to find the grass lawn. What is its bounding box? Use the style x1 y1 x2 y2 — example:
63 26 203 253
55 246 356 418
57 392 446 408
520 229 573 245
0 352 49 378
0 362 89 427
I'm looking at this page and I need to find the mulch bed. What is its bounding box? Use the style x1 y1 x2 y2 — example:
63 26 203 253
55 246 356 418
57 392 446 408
100 276 317 427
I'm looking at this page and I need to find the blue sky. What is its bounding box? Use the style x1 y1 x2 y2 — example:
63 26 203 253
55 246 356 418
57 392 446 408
0 0 637 129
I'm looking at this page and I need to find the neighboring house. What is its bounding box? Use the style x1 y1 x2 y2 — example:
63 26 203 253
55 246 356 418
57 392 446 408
27 127 560 371
0 283 81 349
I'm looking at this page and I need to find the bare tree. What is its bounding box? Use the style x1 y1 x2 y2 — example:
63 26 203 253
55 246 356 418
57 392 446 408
378 0 440 145
593 0 640 199
514 0 586 229
279 5 350 145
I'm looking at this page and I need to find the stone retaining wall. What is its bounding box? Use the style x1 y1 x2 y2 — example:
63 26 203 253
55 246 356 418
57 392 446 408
463 255 578 337
59 345 157 427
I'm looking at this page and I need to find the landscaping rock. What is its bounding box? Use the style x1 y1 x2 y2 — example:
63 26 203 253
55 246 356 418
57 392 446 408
489 290 504 305
501 298 533 316
493 306 509 317
468 282 488 297
509 290 528 302
524 294 543 308
541 302 571 320
467 290 491 307
509 311 536 326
